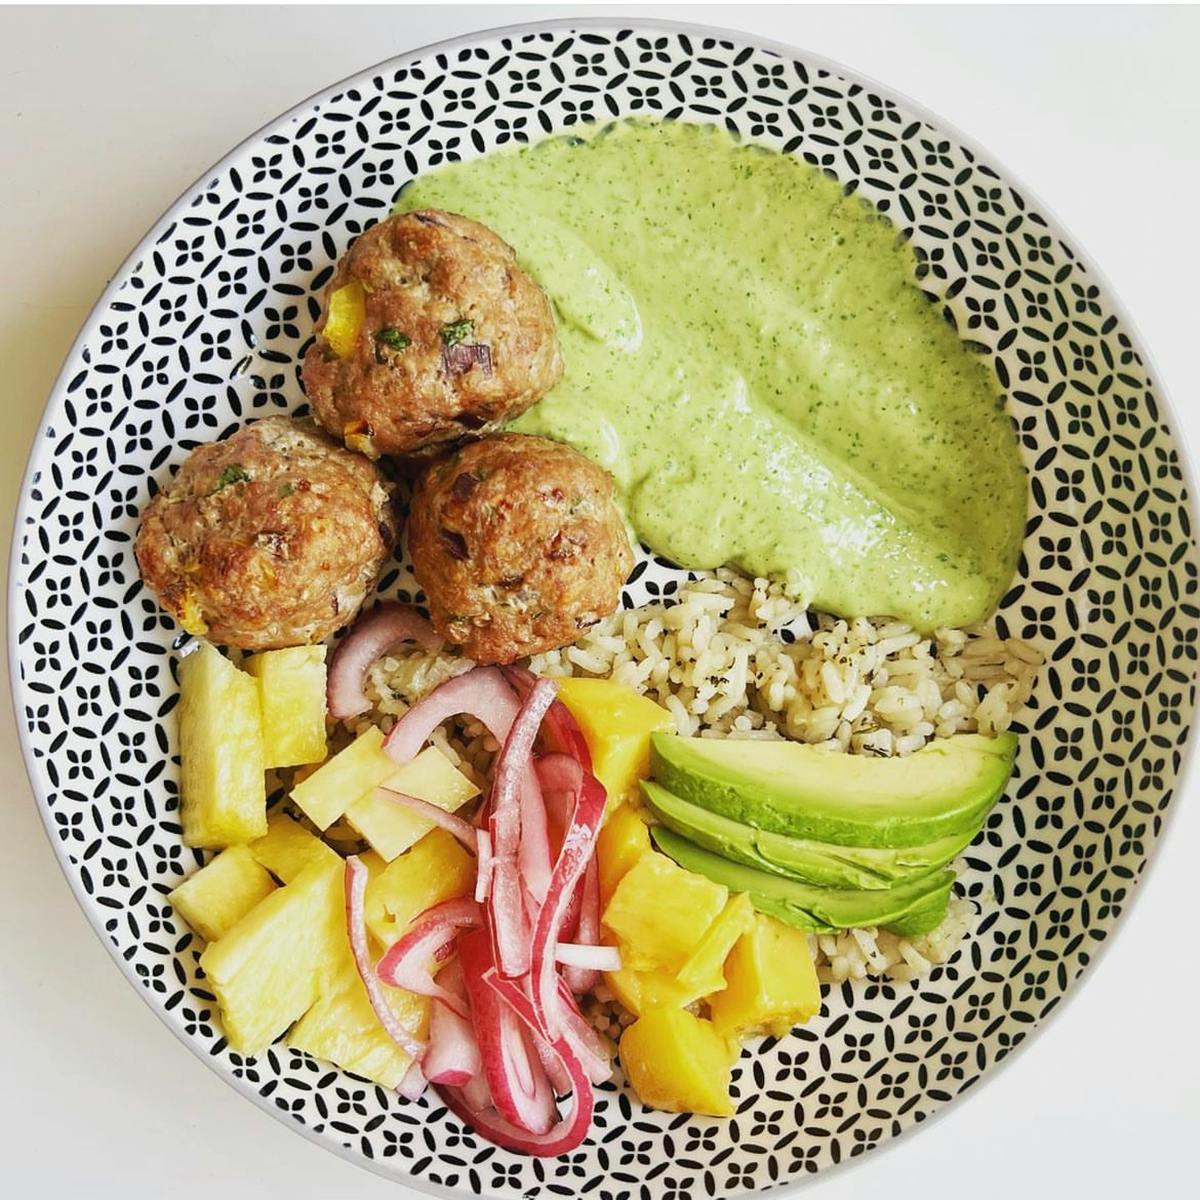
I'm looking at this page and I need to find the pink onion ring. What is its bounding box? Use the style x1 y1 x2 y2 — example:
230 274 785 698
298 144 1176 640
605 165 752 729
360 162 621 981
554 978 613 1086
486 856 531 978
423 961 482 1088
489 676 555 859
459 928 555 1135
328 603 441 720
398 1059 428 1102
485 677 556 976
563 857 602 996
500 664 594 771
531 1029 573 1096
537 754 585 943
554 942 621 972
461 1067 493 1112
382 666 519 764
474 828 494 903
343 857 425 1060
375 787 478 852
438 969 593 1157
375 897 482 1019
529 768 607 1036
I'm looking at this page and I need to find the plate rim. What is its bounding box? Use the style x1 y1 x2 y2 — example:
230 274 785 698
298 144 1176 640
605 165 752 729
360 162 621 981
8 15 1199 1198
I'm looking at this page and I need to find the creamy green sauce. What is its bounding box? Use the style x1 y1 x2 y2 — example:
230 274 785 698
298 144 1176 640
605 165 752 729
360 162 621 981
397 120 1026 629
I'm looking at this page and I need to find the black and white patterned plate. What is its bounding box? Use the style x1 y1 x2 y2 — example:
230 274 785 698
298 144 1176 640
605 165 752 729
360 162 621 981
8 19 1198 1198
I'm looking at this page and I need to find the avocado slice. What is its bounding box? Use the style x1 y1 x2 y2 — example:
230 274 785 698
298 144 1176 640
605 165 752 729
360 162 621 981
651 826 955 936
641 780 978 890
650 731 1016 848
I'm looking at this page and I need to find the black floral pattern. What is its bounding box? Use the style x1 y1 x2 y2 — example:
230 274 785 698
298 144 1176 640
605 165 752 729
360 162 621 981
9 21 1198 1200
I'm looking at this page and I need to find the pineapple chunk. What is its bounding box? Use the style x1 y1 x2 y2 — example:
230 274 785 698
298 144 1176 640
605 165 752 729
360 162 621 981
249 812 340 883
178 642 267 847
709 914 821 1039
620 1008 735 1116
364 828 475 949
290 726 396 831
289 957 429 1089
597 799 652 906
199 859 343 1056
555 677 674 804
602 851 727 973
245 646 328 769
168 845 276 942
323 280 365 358
345 746 480 862
676 892 756 996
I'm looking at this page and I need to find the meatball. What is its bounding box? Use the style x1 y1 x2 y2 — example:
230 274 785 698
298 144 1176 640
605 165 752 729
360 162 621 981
408 434 633 664
302 210 563 459
135 417 397 650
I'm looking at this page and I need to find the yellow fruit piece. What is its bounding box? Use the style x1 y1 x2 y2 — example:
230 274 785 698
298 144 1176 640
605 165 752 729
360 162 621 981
709 914 822 1040
199 859 343 1056
245 646 328 769
597 800 652 907
620 1007 735 1117
602 851 727 973
169 845 277 943
364 828 475 949
345 746 480 862
676 892 756 996
289 956 429 1089
290 726 396 831
323 280 365 358
248 812 341 883
555 677 674 804
178 642 267 847
179 589 208 636
604 964 705 1017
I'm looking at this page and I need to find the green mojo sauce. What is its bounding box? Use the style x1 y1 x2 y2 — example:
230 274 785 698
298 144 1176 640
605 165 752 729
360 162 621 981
397 120 1026 630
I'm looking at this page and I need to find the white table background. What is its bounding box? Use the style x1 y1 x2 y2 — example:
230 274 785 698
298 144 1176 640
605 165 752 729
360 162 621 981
2 4 1197 1197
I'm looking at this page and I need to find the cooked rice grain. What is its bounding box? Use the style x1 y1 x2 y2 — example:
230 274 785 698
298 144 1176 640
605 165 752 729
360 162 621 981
530 569 1041 751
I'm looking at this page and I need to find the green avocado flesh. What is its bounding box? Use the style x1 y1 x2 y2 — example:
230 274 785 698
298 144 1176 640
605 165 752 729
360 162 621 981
650 731 1016 849
395 118 1027 631
651 827 955 936
640 780 979 890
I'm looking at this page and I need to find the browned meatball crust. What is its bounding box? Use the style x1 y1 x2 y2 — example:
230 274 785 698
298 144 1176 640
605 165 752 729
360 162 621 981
302 210 563 459
408 434 633 664
135 417 397 650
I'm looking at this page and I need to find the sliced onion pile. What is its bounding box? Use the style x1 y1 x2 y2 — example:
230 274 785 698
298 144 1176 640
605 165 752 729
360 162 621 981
337 611 617 1156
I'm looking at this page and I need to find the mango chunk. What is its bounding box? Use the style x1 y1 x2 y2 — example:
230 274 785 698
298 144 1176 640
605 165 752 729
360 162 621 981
597 800 652 906
323 280 365 358
248 811 341 883
345 746 479 862
555 678 673 804
620 1007 735 1116
676 892 756 996
603 851 727 973
290 726 396 831
364 828 475 949
605 964 706 1017
245 646 328 769
199 859 343 1056
178 642 267 847
288 956 429 1089
709 914 822 1039
169 845 277 943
